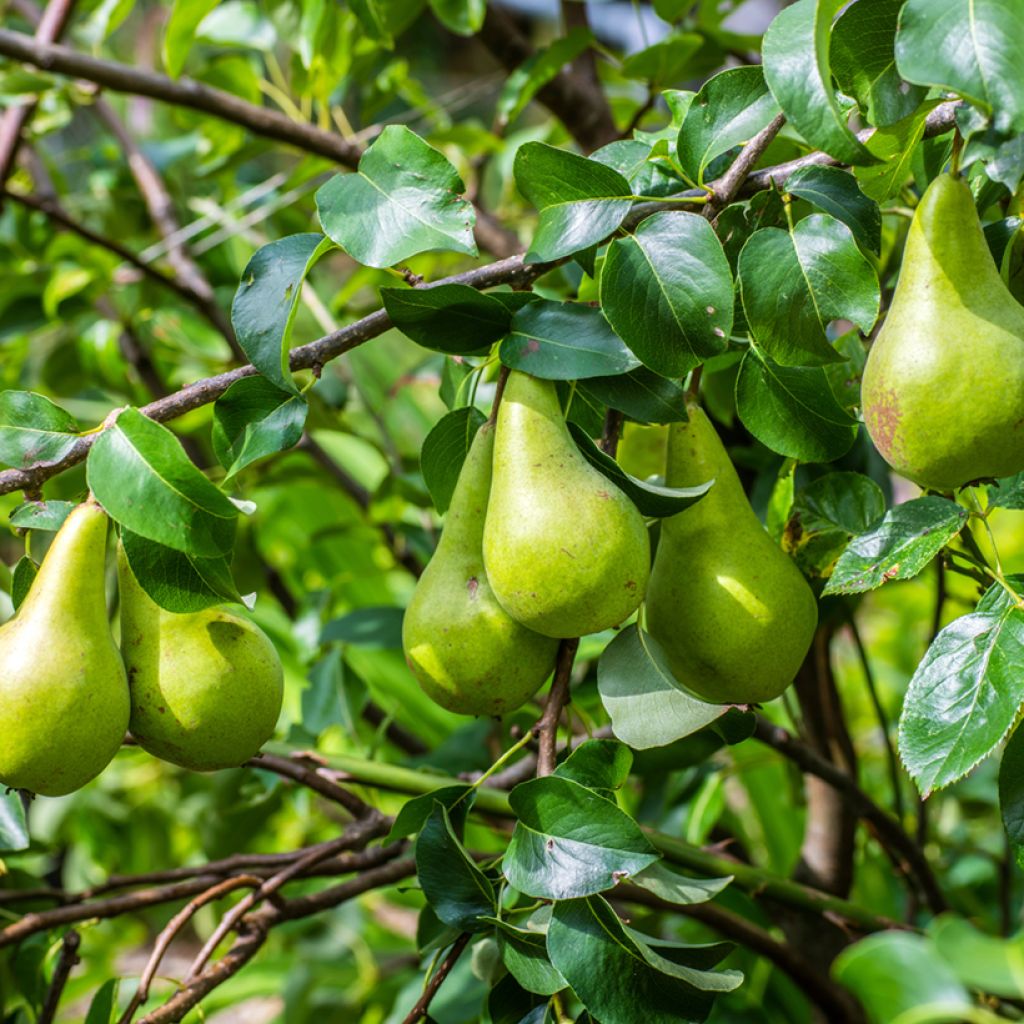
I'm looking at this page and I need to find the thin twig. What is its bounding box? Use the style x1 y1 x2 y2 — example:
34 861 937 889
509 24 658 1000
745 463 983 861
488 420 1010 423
703 113 786 220
400 933 472 1024
250 751 375 817
37 929 81 1024
534 638 580 776
487 365 510 426
600 408 624 456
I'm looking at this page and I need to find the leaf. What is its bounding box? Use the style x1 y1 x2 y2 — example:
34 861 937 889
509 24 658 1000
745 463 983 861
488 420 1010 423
316 126 476 268
489 917 567 997
513 143 633 263
554 739 632 792
162 0 219 76
823 496 968 596
547 897 742 1024
0 790 29 852
568 424 712 518
929 915 1024 999
676 66 781 185
500 301 639 380
762 0 875 165
898 582 1024 796
10 556 37 611
597 625 725 750
1001 721 1024 848
833 932 971 1024
503 775 659 899
855 100 940 202
600 212 733 376
9 500 75 531
87 409 238 558
989 472 1024 511
578 368 690 424
420 406 487 514
296 649 350 741
84 979 119 1024
429 0 484 35
0 391 79 470
621 33 703 87
630 861 732 906
735 347 858 463
831 0 927 127
738 215 880 366
388 785 474 842
212 376 307 478
415 802 495 930
896 0 1024 132
321 606 405 648
785 165 882 253
592 140 685 199
232 233 333 393
119 528 243 613
381 284 511 354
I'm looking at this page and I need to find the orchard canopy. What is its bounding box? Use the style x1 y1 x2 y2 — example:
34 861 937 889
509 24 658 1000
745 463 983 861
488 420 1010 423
2 1 1024 1023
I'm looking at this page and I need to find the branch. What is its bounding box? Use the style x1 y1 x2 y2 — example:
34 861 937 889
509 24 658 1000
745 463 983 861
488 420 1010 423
37 929 80 1024
400 933 472 1024
249 750 375 817
704 113 786 219
534 637 579 776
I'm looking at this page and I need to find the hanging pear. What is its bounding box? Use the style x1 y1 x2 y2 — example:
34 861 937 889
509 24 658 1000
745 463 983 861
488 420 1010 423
645 402 817 704
0 501 129 796
483 371 650 638
861 173 1024 491
403 423 559 715
118 550 283 771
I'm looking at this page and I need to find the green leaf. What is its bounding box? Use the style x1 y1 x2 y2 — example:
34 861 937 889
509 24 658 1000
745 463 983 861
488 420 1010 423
833 932 971 1024
9 500 75 531
785 165 882 253
831 0 927 127
212 376 307 478
162 0 219 76
428 0 484 35
415 802 495 930
555 739 632 792
10 556 37 611
232 233 333 393
388 785 474 842
898 583 1024 796
630 861 732 906
381 284 511 354
578 368 690 424
735 347 858 463
738 215 880 366
295 649 350 742
592 140 685 199
503 775 659 899
600 212 733 376
622 33 703 87
855 100 940 202
321 606 405 648
896 0 1024 132
0 391 79 470
513 143 633 263
500 301 639 380
784 472 887 578
119 528 243 613
597 625 724 750
677 66 781 185
568 423 712 518
929 915 1024 998
420 406 487 514
1000 721 1024 848
762 0 875 165
547 897 742 1024
87 409 238 558
316 126 476 268
823 496 968 596
0 790 29 852
989 472 1024 511
84 979 119 1024
487 916 567 997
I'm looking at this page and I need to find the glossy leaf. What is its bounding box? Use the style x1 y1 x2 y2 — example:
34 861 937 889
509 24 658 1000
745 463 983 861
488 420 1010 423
488 917 567 997
0 391 79 470
578 368 690 424
554 739 632 792
388 785 474 842
9 500 75 532
420 406 487 514
381 284 511 354
630 861 732 906
855 100 940 201
785 165 881 253
10 556 36 611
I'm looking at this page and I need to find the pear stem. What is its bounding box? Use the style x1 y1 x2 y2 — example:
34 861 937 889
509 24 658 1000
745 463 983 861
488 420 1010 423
457 729 535 800
534 638 580 776
487 365 510 426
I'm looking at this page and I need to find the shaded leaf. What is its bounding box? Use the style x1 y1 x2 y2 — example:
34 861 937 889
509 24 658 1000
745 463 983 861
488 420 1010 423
382 284 511 354
420 406 487 514
212 376 307 477
578 368 690 425
785 165 881 253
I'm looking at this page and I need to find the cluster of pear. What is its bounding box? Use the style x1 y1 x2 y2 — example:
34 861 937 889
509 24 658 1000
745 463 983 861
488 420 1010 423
0 502 283 797
403 370 818 716
862 174 1024 490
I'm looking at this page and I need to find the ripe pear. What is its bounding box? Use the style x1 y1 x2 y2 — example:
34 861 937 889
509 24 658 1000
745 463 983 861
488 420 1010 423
403 424 558 715
645 403 817 704
861 173 1024 490
118 550 283 771
0 501 129 796
483 371 650 638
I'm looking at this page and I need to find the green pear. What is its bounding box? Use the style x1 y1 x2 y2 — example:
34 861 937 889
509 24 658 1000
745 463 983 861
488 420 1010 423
118 550 283 771
483 371 650 638
861 173 1024 490
0 501 129 796
403 423 558 716
645 403 817 704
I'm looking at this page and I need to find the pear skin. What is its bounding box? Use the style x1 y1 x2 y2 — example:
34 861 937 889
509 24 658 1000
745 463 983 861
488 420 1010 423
483 372 650 638
0 502 129 796
645 403 817 704
119 550 283 771
861 174 1024 490
403 424 558 715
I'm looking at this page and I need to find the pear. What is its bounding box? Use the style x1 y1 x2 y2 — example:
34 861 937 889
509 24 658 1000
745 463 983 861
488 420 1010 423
861 173 1024 491
0 501 129 796
118 550 283 771
483 371 650 638
403 423 558 715
645 403 817 704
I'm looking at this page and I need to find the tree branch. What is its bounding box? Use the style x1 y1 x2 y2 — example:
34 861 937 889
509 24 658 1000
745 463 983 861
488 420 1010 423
704 113 786 219
400 933 472 1024
534 638 579 776
37 928 81 1024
